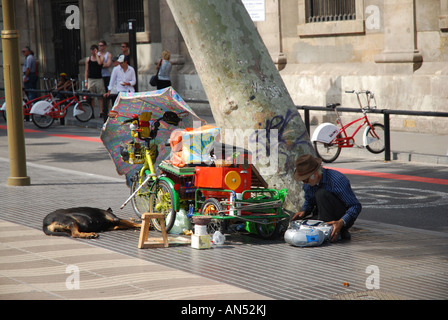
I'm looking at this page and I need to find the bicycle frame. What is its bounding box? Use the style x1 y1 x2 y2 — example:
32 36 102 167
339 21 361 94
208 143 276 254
47 79 87 119
22 78 58 115
23 94 52 115
120 143 157 209
1 92 52 116
327 90 381 148
46 94 81 119
312 90 385 163
141 143 157 183
332 109 378 148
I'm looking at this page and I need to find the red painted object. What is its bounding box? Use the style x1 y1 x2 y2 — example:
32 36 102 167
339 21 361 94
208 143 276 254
195 165 252 199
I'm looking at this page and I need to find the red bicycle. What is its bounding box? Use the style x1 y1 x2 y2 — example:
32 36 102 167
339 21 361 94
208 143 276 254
311 90 385 163
1 88 52 122
30 79 93 128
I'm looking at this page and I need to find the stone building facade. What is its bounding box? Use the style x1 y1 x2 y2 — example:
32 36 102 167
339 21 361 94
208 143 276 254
1 0 447 133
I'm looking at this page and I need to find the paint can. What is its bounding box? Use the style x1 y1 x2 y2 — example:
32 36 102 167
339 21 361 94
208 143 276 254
194 224 207 235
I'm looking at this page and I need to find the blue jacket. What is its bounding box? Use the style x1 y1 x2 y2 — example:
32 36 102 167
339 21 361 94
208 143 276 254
300 168 362 226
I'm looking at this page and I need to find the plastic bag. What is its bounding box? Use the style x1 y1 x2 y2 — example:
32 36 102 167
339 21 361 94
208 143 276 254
168 209 192 234
212 231 225 245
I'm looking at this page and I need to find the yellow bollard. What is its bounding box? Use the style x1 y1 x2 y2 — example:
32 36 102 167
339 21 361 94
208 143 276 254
1 0 31 186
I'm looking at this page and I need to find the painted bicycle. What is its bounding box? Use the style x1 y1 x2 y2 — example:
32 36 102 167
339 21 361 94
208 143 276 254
116 110 288 239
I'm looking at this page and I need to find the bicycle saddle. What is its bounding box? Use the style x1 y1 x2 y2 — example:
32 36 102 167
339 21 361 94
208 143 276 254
162 111 181 126
326 103 340 109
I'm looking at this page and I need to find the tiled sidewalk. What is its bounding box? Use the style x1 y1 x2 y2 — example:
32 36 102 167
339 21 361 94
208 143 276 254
1 158 448 300
0 220 269 300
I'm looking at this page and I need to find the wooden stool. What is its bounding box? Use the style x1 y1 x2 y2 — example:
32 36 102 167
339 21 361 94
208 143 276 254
138 212 169 249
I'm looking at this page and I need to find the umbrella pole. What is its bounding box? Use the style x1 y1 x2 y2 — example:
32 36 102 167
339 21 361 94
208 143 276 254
120 173 156 209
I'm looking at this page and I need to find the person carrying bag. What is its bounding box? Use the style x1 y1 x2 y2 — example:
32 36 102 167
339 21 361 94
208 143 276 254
150 59 162 87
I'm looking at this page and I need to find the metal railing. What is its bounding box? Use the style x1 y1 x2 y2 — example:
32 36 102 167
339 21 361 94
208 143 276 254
21 88 118 100
4 88 447 162
297 105 448 161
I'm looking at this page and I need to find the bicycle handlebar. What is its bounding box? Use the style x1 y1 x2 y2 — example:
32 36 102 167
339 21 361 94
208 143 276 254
345 90 372 95
345 89 377 111
119 111 181 142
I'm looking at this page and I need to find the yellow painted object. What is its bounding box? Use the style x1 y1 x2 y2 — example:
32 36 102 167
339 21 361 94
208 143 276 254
191 234 211 249
224 171 242 190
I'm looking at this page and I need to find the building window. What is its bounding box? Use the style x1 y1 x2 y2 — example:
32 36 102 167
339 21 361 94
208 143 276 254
306 0 356 23
115 0 145 33
298 0 364 36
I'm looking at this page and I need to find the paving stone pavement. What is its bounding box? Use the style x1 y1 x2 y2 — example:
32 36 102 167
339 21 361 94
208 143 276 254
1 158 448 301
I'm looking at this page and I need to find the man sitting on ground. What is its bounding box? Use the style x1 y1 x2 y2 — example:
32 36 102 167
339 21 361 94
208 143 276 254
291 154 362 241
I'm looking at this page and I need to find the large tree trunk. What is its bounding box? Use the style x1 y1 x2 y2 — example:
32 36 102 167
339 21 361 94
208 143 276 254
166 0 315 212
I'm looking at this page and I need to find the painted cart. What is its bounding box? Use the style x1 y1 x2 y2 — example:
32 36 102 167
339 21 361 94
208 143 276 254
158 145 288 239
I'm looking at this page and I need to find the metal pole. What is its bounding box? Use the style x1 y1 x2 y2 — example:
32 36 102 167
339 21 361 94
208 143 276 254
128 19 138 91
383 112 391 161
1 0 31 186
304 108 310 134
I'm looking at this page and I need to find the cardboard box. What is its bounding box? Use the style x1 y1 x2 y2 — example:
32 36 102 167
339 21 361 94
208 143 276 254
191 234 211 249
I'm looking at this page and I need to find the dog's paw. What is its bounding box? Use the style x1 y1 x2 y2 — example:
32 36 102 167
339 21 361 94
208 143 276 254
76 232 99 239
88 233 99 239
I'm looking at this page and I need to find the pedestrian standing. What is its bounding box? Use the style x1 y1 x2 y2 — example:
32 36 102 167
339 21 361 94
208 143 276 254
156 50 172 90
120 42 131 65
85 44 105 117
98 40 112 89
22 46 38 101
99 40 113 115
104 55 136 99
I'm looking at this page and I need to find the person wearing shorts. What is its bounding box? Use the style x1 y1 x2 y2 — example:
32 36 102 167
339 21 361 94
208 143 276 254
85 44 105 116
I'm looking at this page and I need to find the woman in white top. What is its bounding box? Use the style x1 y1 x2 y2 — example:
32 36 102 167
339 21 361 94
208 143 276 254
156 50 172 89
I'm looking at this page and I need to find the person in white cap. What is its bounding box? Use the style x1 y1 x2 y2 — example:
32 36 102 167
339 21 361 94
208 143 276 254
104 54 136 99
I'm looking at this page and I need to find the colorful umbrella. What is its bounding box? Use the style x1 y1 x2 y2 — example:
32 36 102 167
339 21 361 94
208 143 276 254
100 87 204 184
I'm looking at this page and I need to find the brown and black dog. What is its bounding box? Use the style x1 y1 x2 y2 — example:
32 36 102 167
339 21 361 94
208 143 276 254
43 207 140 239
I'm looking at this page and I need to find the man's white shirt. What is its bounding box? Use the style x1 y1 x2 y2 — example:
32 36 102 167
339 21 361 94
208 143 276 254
108 65 136 93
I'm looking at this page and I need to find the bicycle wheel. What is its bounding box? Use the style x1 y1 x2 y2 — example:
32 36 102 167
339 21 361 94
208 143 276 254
200 198 227 234
130 172 152 219
313 136 341 163
149 180 176 232
74 102 93 122
32 113 54 129
255 218 280 239
365 123 385 154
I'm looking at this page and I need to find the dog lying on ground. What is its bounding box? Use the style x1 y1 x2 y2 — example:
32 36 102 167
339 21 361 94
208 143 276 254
43 207 141 239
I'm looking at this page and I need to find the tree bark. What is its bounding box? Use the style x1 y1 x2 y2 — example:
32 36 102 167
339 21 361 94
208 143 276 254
166 0 315 212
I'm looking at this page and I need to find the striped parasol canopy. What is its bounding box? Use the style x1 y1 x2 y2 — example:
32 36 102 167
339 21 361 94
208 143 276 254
100 87 204 184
